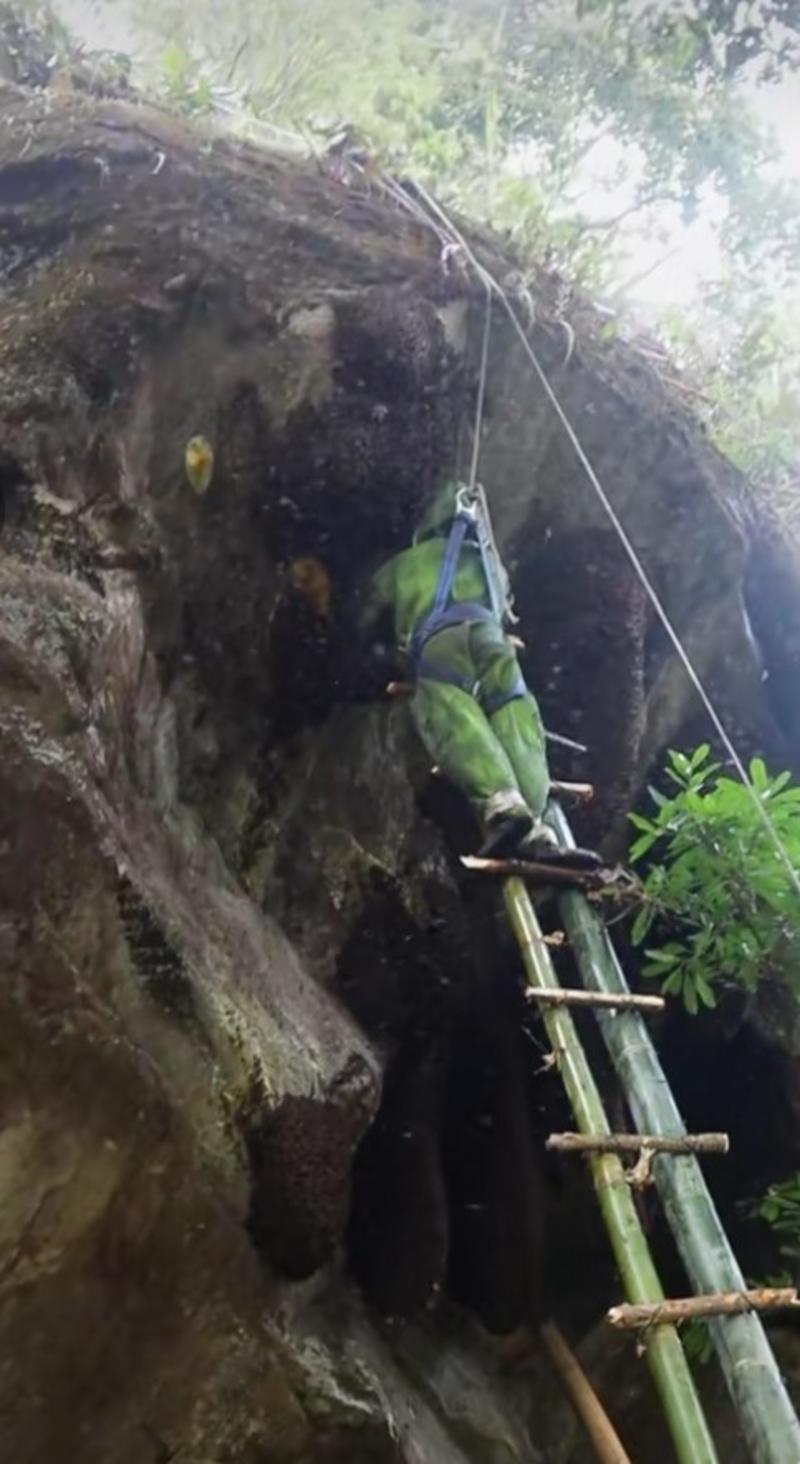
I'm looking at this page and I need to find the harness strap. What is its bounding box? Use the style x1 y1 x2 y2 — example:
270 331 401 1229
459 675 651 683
410 501 525 709
415 598 495 648
407 582 495 664
416 656 479 697
416 633 528 715
431 511 471 618
481 671 528 717
411 600 496 676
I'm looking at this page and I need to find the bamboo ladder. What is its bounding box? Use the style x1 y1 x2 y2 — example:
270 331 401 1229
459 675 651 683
502 869 717 1464
492 802 800 1463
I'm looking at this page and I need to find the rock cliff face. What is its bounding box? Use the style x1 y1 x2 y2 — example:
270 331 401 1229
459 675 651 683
1 77 799 1463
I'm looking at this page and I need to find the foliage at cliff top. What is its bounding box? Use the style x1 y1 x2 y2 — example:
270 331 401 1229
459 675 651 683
13 0 800 518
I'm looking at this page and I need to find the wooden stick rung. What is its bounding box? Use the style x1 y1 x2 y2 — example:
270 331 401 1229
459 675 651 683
608 1289 798 1330
461 854 604 889
527 988 664 1012
548 1132 729 1156
550 779 595 803
546 730 589 754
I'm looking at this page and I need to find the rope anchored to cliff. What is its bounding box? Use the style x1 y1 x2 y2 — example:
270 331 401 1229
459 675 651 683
384 168 800 912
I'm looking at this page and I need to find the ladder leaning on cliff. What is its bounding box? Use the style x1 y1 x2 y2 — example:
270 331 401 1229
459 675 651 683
376 174 800 1464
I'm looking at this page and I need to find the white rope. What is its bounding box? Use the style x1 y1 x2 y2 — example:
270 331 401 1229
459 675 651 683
400 175 800 902
378 171 491 490
468 279 493 493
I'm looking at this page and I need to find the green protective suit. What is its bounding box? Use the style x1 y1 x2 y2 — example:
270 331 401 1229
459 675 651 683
361 484 551 833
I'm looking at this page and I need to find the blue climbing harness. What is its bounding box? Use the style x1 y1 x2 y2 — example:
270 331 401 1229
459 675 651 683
409 490 527 717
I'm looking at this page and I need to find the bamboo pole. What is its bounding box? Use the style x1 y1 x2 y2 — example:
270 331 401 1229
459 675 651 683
528 988 665 1012
548 1133 729 1156
609 1291 799 1330
503 878 718 1464
540 1321 633 1464
549 802 800 1464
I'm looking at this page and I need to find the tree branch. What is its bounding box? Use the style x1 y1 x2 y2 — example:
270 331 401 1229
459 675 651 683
608 246 681 300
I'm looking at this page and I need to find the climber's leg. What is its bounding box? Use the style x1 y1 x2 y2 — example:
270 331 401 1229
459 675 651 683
490 696 551 821
471 622 603 871
411 626 533 853
412 679 528 812
470 622 550 819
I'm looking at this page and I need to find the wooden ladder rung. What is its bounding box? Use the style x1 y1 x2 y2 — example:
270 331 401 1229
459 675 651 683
461 854 606 889
550 779 595 803
527 987 664 1012
547 1132 730 1156
608 1289 798 1329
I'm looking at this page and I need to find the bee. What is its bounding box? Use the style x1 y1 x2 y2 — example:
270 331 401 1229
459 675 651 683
286 556 333 621
184 436 215 495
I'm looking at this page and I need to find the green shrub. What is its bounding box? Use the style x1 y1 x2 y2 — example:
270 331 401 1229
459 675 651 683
628 747 800 1013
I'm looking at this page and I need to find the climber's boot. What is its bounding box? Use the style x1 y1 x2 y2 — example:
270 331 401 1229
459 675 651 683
478 790 534 858
518 821 603 874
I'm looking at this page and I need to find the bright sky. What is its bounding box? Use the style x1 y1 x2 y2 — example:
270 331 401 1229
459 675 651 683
618 73 800 308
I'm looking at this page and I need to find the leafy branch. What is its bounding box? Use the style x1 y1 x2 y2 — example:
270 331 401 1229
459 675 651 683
628 746 800 1014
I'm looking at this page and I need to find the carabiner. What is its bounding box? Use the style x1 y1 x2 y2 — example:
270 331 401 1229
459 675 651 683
455 481 478 519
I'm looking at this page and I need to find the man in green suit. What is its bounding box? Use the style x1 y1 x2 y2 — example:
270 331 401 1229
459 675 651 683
360 479 599 866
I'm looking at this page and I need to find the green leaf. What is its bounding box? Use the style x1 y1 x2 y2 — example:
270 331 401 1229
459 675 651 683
695 972 717 1008
631 904 655 945
629 813 658 833
670 750 692 777
750 757 768 792
666 768 691 789
630 832 659 861
662 969 685 995
683 1318 713 1366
